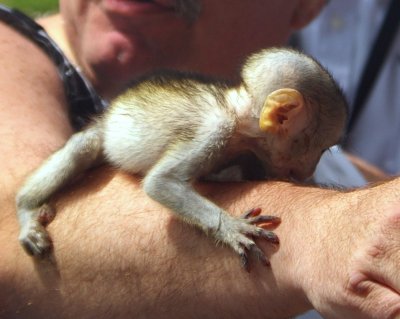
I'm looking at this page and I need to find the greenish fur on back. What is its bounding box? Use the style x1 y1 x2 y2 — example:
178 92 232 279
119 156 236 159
108 71 235 142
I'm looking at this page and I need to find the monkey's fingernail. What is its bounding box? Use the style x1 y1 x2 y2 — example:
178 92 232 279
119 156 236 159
257 223 275 230
261 231 280 245
256 219 281 230
266 216 281 224
252 215 281 225
242 207 262 219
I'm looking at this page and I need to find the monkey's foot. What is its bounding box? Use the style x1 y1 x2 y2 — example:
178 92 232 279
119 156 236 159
19 222 52 258
215 209 280 271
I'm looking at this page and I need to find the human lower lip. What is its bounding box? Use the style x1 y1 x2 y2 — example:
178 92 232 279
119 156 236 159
104 0 176 16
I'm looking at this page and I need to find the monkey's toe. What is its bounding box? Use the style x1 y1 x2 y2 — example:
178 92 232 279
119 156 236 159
241 208 281 229
38 204 56 226
238 242 271 272
215 213 280 271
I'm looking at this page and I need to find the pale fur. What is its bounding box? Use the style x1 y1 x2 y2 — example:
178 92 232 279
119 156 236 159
16 48 348 265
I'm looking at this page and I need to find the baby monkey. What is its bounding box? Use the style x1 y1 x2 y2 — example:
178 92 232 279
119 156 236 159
16 48 347 268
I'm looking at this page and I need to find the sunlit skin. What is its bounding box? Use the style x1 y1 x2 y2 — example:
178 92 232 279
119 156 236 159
56 0 322 98
2 1 400 318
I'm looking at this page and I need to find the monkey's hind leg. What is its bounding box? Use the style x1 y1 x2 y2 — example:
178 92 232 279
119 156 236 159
16 126 103 257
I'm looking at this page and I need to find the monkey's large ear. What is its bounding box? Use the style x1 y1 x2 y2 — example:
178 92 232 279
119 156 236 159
259 88 306 136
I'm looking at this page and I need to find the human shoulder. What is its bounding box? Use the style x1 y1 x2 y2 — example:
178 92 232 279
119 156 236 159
0 15 68 116
0 15 72 180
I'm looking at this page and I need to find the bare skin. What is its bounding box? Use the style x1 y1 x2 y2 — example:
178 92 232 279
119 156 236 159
3 168 400 318
1 1 400 318
15 48 347 262
57 0 325 98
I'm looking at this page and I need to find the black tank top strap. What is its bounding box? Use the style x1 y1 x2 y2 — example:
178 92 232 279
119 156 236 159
0 4 108 130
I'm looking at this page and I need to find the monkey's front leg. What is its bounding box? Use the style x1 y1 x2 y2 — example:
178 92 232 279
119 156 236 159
143 151 280 269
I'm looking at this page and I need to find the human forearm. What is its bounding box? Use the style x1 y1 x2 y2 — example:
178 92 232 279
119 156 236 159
0 22 309 315
4 169 400 319
1 169 311 319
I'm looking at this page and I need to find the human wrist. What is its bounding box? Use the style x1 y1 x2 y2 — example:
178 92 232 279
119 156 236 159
205 181 338 315
267 182 342 312
284 187 350 311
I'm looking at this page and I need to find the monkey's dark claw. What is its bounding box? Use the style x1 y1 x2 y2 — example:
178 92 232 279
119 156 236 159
259 229 280 245
239 244 271 272
249 215 281 226
242 207 262 219
250 244 270 267
241 208 281 227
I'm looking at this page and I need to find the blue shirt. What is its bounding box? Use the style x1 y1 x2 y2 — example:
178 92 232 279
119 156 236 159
299 0 400 176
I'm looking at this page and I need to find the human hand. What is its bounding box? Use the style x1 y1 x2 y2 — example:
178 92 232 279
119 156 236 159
290 181 400 318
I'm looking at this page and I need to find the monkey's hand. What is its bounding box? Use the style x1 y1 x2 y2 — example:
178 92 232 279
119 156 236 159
18 204 55 257
214 208 280 271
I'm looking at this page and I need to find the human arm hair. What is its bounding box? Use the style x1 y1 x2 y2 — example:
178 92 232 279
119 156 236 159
0 18 306 318
1 17 400 319
3 168 400 319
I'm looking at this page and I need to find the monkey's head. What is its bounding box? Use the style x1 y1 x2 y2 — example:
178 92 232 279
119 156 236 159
241 48 348 181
